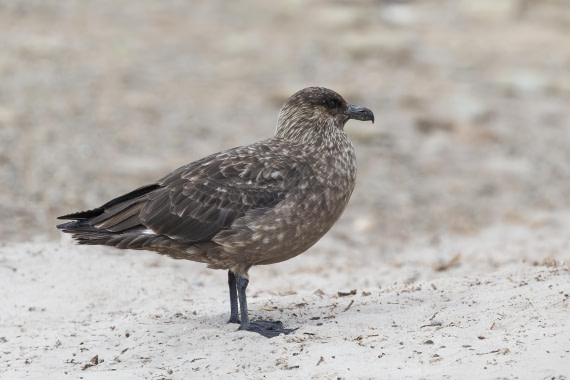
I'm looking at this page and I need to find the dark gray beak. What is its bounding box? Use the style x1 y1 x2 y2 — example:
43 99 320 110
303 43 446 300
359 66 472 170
344 104 375 123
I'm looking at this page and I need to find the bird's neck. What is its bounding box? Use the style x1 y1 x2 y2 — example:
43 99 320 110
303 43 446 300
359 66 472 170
275 119 357 185
275 117 347 149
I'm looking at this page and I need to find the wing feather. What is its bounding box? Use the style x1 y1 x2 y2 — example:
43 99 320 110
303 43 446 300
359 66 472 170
60 139 313 246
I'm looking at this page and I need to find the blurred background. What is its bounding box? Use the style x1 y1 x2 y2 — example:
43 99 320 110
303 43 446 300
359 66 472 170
0 0 569 250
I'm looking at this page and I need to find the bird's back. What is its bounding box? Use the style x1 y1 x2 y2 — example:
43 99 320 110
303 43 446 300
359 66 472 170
58 87 373 276
57 135 355 270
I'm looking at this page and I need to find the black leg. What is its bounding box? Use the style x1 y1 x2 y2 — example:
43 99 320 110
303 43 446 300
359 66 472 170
236 273 251 326
235 273 297 338
227 270 240 324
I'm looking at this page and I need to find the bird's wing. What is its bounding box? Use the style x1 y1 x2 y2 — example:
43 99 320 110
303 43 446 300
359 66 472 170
65 140 313 243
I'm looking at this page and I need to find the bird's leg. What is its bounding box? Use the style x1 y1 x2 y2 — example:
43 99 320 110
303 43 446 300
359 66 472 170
235 273 297 338
227 270 240 324
236 273 251 326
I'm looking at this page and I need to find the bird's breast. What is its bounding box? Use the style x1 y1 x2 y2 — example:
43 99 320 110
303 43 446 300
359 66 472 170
251 143 356 262
212 134 358 266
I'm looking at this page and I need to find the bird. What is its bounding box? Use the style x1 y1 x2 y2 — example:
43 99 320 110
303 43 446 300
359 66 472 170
57 87 374 338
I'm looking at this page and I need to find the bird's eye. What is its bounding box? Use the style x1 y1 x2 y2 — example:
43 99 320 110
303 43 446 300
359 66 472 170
326 99 338 109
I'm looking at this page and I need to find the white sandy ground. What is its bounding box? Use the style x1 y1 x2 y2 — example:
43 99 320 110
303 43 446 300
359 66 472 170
1 212 569 379
1 1 569 379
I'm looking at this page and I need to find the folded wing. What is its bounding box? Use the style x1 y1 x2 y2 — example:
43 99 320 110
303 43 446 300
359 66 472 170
57 142 308 246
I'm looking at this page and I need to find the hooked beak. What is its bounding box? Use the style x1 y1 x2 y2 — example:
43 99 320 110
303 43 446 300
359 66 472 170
344 104 375 123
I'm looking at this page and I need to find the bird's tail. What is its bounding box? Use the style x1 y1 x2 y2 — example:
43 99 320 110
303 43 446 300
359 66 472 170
56 184 162 249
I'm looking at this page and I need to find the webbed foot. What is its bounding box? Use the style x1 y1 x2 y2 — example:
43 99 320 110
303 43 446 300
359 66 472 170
239 320 297 338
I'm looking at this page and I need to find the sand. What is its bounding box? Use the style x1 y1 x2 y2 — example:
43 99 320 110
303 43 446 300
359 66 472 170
2 212 569 379
1 1 569 378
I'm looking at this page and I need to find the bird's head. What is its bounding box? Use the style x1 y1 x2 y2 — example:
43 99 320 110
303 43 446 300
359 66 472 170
275 87 374 142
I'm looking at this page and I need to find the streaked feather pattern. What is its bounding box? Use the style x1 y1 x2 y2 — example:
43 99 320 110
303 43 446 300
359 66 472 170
57 87 374 277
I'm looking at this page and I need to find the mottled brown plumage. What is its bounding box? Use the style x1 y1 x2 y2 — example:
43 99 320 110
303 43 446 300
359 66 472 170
57 87 374 337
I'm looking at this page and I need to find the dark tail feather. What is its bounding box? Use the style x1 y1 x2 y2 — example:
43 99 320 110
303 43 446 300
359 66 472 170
56 208 105 223
56 183 163 248
58 223 184 251
57 183 161 221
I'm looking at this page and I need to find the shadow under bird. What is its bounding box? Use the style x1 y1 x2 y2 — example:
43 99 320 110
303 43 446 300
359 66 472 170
57 87 374 338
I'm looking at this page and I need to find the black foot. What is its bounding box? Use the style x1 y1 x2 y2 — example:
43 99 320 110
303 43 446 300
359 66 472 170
227 316 241 324
238 320 297 338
